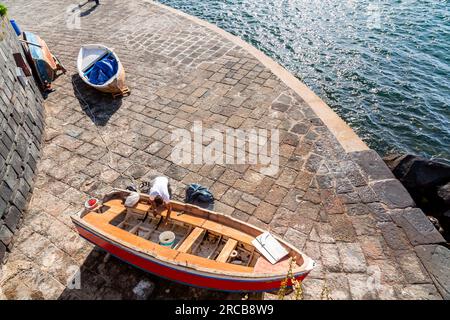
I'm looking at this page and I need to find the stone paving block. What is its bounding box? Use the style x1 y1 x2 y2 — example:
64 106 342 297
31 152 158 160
253 201 277 224
311 222 335 243
356 185 379 203
283 227 307 250
4 206 22 232
254 176 275 197
397 284 442 300
264 184 288 206
326 273 351 300
35 243 80 285
368 202 392 223
220 188 242 207
233 179 257 194
0 224 14 246
359 235 387 260
350 215 378 236
303 188 321 204
395 251 432 284
199 165 226 181
329 215 357 242
209 181 229 200
234 199 256 215
320 190 345 214
320 243 342 272
291 213 314 236
281 188 302 211
218 169 241 186
337 242 367 273
346 203 372 216
350 150 395 182
302 278 325 300
368 259 405 285
338 191 360 205
212 201 234 216
371 179 415 209
269 207 292 236
240 193 261 206
247 216 269 230
414 245 450 299
347 273 379 300
275 167 297 188
390 208 445 245
377 284 398 300
379 222 411 250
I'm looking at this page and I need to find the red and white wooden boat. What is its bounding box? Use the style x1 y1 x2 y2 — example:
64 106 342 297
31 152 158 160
71 189 315 292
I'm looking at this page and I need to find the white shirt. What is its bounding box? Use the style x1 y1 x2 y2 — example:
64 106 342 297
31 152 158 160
149 176 170 202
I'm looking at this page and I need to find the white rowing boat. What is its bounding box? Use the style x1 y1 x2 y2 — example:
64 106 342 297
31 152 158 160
77 44 129 97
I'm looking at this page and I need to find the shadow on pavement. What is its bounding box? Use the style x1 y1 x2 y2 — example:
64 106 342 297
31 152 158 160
58 247 262 300
71 74 122 126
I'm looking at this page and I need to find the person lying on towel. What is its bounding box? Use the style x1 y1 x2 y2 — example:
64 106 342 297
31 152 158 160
148 176 172 221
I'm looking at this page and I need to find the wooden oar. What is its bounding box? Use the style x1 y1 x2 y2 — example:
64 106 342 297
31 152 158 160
19 39 42 48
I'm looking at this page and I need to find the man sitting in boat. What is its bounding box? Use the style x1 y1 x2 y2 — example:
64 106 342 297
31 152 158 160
148 176 172 221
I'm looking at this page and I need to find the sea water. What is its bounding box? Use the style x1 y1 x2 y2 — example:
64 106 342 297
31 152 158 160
160 0 450 162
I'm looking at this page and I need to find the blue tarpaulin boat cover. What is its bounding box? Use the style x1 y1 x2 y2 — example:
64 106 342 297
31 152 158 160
87 54 118 85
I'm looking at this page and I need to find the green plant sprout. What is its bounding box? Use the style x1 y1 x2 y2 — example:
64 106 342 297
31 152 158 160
0 4 7 17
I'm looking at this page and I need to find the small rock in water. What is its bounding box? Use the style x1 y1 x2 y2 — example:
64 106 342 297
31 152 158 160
132 280 154 300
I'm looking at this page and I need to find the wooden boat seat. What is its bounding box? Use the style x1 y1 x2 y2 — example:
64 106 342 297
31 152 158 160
100 199 124 209
129 202 151 215
177 227 205 253
216 238 238 263
202 220 254 246
161 209 206 228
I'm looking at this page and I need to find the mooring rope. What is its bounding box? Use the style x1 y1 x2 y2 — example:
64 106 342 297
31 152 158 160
67 73 142 192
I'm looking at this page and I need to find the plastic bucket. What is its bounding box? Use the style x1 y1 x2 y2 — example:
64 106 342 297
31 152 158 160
159 231 176 247
10 20 21 36
84 198 99 211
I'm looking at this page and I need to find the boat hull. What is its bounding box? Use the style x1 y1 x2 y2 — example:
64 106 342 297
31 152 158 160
23 32 58 89
74 220 311 292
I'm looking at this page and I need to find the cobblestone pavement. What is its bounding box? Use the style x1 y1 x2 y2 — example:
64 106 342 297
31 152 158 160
0 0 445 299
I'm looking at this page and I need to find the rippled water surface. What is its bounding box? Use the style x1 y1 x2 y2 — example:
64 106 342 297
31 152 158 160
160 0 450 161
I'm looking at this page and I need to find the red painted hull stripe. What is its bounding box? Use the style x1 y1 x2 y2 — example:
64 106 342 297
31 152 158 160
75 223 310 292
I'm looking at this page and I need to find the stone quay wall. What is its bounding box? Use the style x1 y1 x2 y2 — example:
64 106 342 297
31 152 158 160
0 17 44 263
